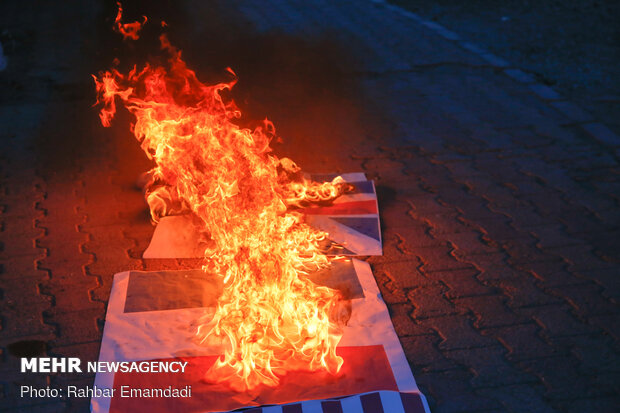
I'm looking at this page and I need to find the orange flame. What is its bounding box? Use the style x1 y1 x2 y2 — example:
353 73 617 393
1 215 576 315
94 35 350 391
114 2 147 41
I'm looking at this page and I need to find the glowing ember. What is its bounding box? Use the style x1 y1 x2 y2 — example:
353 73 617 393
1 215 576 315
94 7 350 392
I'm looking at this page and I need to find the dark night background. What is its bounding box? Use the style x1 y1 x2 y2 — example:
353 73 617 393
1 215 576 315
1 1 619 412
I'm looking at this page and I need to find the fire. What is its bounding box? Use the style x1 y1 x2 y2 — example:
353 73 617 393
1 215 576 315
114 2 147 41
94 23 351 391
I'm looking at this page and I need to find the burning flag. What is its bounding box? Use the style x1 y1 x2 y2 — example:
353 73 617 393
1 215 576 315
92 7 429 412
92 260 430 412
94 11 352 391
142 172 383 259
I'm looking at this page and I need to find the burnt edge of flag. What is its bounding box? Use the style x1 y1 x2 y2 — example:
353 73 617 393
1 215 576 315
347 180 375 195
319 238 358 256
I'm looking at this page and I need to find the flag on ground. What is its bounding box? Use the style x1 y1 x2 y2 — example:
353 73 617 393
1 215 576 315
91 259 429 413
142 173 382 258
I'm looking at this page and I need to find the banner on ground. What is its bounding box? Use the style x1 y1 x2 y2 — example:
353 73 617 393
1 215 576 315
91 259 429 413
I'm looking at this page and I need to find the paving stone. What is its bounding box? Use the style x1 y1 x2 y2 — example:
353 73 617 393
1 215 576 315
550 101 593 123
421 175 466 194
384 226 445 249
431 186 476 207
441 161 486 178
463 252 525 281
503 238 565 265
459 41 486 55
575 267 620 301
544 244 616 271
491 323 565 361
549 283 619 317
420 21 460 41
528 84 562 100
403 159 448 178
49 340 100 363
473 217 527 242
0 274 50 305
387 303 434 337
400 334 460 373
454 295 528 329
488 275 563 308
519 260 570 282
522 192 576 217
419 314 497 350
503 178 550 197
0 222 45 259
503 69 536 84
417 245 476 273
433 268 496 299
442 231 500 255
0 256 47 280
414 368 504 412
444 345 537 387
530 304 600 337
476 383 559 413
556 396 620 413
402 194 453 216
531 271 588 290
549 334 620 375
39 284 102 315
367 232 421 264
585 229 620 262
516 355 615 399
480 53 510 68
0 398 66 413
588 208 620 228
371 260 425 289
362 157 407 181
374 269 409 304
378 198 427 230
581 122 620 146
447 198 502 221
555 210 611 236
422 212 474 236
588 314 620 342
0 301 55 340
407 282 463 319
46 308 104 347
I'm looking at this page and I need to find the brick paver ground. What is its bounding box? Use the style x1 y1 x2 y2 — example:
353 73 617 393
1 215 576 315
1 1 618 412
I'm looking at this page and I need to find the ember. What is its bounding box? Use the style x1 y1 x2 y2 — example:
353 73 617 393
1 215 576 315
94 4 350 392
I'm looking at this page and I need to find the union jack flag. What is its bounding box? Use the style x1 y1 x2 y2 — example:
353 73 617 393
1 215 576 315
91 260 429 413
142 173 382 258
